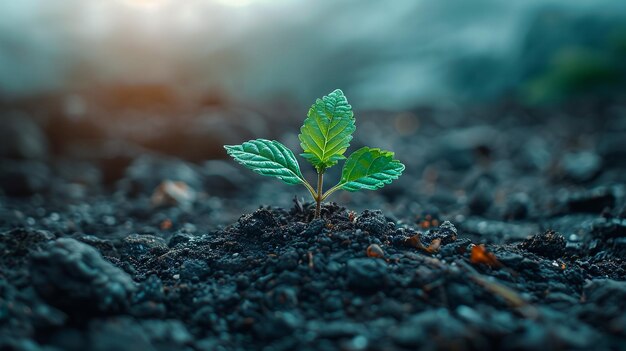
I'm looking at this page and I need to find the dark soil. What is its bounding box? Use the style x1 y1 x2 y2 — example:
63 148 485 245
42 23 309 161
1 94 626 350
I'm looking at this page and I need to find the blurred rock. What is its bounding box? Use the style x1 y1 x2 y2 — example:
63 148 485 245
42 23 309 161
151 180 196 209
0 112 47 160
558 186 617 214
119 155 203 196
0 160 51 197
560 151 601 183
30 238 136 315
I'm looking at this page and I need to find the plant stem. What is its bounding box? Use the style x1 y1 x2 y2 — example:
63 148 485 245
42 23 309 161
314 170 324 218
301 178 317 200
322 183 343 201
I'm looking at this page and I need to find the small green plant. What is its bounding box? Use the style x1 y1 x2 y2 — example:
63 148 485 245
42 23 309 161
225 89 404 219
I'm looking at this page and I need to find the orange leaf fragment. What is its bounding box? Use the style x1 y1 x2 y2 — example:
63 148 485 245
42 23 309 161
425 238 441 253
403 234 441 253
404 234 423 249
160 219 172 230
470 244 501 268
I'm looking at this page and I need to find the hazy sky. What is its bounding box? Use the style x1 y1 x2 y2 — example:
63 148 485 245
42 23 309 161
0 0 622 108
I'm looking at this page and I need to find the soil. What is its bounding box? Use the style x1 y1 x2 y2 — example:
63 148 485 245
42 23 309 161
1 94 626 350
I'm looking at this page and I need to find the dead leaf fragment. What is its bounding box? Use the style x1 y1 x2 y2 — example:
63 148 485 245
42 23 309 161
470 244 501 268
160 219 172 230
404 234 441 253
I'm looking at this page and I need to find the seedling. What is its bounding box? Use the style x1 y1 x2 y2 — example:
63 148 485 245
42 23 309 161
225 89 405 219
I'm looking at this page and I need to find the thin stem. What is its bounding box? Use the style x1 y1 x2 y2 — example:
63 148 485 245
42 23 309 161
314 170 324 218
322 183 344 201
301 178 317 200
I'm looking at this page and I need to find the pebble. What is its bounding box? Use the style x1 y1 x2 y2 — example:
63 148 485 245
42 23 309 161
30 238 135 314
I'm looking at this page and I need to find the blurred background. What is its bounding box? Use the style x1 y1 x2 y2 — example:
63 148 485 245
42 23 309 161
2 0 626 106
1 0 625 228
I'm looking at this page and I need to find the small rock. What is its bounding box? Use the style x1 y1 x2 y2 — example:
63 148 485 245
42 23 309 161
150 180 196 209
30 238 136 315
561 151 602 183
366 244 385 259
120 154 202 196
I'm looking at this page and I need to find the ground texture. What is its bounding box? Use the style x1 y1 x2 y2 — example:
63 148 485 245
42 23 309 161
1 95 625 350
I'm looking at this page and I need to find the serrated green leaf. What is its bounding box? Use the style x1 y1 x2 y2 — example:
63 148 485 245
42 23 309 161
339 147 405 191
224 139 304 185
299 89 355 171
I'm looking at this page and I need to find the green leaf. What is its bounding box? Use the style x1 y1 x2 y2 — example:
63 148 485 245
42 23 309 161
299 89 355 171
339 147 405 191
224 139 304 185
